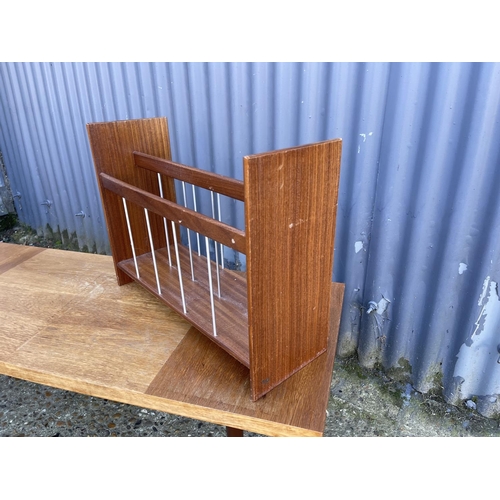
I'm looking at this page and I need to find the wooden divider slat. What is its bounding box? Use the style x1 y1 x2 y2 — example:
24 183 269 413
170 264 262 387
100 173 246 254
134 152 245 202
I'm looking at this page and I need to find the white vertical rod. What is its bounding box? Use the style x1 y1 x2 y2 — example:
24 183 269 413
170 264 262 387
157 173 172 267
171 220 187 314
122 197 140 279
182 181 195 281
210 192 221 297
192 184 201 256
205 236 217 337
144 208 161 295
217 193 225 270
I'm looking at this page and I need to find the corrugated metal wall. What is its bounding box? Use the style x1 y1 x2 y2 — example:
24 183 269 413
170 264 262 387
1 62 499 416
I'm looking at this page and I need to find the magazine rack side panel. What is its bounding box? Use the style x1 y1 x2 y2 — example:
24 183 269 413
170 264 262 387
244 139 342 401
87 118 176 285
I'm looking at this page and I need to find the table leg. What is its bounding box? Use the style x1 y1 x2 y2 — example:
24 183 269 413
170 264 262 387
226 426 244 437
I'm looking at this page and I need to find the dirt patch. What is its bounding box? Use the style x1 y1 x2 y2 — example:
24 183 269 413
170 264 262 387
0 215 80 251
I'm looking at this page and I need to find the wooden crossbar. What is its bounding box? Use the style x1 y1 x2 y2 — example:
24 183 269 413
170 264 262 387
100 173 246 253
134 152 245 201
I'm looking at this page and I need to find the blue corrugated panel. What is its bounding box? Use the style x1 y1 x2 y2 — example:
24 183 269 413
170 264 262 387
1 62 499 416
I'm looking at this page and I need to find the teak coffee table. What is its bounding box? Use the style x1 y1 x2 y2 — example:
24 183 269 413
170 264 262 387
0 243 343 436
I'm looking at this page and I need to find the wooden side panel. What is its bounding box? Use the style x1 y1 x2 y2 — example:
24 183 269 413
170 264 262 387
86 117 175 285
244 139 342 400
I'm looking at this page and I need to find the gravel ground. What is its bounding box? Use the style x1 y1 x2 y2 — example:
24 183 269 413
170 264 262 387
1 356 500 437
2 216 500 437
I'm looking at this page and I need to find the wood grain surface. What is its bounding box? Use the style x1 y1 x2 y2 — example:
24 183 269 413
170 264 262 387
0 243 344 436
87 117 176 285
244 139 342 400
119 245 249 366
147 281 344 436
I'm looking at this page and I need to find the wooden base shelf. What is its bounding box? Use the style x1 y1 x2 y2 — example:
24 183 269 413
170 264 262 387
118 245 249 366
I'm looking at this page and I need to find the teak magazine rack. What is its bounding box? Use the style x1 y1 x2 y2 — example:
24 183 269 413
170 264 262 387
87 117 342 401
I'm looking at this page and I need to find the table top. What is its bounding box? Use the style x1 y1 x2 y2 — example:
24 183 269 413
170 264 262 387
0 242 344 436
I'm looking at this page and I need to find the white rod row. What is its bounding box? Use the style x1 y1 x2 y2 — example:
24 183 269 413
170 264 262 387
217 193 225 270
205 236 217 337
157 173 172 267
122 197 140 279
171 220 187 314
144 208 161 295
210 192 221 297
182 181 195 281
192 184 201 256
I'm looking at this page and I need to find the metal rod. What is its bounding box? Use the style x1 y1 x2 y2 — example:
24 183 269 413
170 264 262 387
217 193 225 270
182 181 195 281
192 184 201 256
144 208 161 295
172 220 187 314
157 173 172 267
211 192 221 297
122 197 140 279
205 236 217 337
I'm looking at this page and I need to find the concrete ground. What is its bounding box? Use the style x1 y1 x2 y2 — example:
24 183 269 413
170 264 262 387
1 357 499 437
